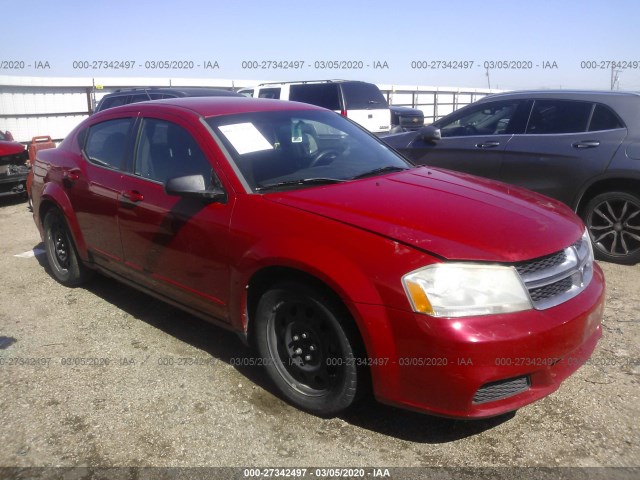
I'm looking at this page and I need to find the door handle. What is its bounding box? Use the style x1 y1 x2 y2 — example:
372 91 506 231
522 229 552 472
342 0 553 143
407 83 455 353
475 141 500 148
122 190 144 203
572 140 600 149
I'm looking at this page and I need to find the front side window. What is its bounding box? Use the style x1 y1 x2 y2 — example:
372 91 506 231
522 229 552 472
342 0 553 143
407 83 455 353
435 101 523 137
526 100 592 134
83 118 134 170
207 110 410 192
134 119 213 184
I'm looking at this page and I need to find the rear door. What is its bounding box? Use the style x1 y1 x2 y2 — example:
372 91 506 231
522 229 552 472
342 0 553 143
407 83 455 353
72 115 137 270
400 99 530 180
501 100 627 207
117 113 235 321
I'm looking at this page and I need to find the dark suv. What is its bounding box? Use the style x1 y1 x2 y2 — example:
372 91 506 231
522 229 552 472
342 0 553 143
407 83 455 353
95 87 241 112
383 90 640 265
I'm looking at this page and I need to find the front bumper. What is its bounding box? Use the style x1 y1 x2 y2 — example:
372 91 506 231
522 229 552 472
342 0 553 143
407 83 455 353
353 263 605 418
0 165 29 197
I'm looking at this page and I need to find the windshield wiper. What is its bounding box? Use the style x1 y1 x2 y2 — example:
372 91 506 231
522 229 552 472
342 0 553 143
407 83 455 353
255 177 346 192
351 166 409 180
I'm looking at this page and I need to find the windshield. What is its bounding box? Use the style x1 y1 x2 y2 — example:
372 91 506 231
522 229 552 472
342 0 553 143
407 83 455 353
206 110 411 192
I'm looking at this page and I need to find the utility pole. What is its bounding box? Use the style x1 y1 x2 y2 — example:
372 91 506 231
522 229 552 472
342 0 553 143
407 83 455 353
485 67 491 89
611 66 621 90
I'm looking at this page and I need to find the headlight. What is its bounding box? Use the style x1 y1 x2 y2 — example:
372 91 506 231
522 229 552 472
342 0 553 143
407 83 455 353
402 264 532 317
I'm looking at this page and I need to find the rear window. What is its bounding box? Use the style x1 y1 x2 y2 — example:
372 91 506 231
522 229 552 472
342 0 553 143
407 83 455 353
289 84 341 110
589 104 624 131
83 118 134 170
341 82 388 110
258 88 281 99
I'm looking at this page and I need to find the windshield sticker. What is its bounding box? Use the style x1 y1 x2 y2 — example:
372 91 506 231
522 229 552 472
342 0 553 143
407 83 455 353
291 122 303 143
218 122 273 155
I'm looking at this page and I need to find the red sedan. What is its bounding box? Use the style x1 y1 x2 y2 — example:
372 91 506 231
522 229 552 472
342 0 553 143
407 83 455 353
30 97 604 418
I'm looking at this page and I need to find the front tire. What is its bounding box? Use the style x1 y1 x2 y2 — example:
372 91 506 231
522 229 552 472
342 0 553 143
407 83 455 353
255 282 360 416
583 191 640 265
43 208 91 286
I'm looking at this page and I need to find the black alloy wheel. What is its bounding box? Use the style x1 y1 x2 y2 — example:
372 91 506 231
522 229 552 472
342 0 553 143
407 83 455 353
584 191 640 265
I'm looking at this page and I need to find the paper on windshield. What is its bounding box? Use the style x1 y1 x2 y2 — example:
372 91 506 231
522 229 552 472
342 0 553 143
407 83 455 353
218 123 273 155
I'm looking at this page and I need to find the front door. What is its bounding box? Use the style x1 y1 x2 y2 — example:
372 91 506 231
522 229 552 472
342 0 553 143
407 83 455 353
402 100 531 180
117 115 234 322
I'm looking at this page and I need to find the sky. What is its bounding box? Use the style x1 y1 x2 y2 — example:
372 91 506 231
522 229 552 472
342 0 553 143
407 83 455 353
2 0 640 90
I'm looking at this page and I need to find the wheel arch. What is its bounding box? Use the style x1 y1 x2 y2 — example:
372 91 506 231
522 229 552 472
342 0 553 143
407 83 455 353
244 266 368 356
575 175 640 216
38 183 88 260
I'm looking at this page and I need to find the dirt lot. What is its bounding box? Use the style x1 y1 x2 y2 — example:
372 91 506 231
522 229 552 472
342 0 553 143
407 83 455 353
0 197 638 478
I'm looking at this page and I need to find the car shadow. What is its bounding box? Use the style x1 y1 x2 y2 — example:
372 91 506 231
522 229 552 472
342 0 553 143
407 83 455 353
39 258 515 443
0 195 28 208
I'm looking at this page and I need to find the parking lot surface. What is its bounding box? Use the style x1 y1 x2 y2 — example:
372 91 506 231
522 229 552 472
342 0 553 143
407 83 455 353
0 198 639 475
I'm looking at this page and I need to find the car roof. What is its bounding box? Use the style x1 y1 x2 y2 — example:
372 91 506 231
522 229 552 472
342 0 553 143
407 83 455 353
480 90 640 102
103 87 242 97
253 79 374 87
96 96 326 118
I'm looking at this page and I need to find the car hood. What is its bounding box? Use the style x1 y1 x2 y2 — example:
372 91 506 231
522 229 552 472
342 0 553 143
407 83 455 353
0 140 27 161
267 168 584 262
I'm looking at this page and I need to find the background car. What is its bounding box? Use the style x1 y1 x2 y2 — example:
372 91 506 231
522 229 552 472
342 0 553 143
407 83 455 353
389 105 425 132
0 130 29 199
237 80 392 134
94 86 242 112
382 90 640 265
31 97 603 419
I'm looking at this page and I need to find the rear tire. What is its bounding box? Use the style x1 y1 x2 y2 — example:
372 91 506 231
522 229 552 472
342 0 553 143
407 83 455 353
43 208 91 286
582 191 640 265
255 282 360 416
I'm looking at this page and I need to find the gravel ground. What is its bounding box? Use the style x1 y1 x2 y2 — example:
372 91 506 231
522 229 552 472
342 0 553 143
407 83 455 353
0 197 638 477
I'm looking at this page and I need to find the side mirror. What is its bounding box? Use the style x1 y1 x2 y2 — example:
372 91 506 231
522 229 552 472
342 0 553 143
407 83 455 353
418 126 441 144
165 174 227 203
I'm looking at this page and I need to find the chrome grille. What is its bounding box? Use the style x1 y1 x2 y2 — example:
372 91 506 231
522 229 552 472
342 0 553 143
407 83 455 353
473 376 530 404
515 231 594 310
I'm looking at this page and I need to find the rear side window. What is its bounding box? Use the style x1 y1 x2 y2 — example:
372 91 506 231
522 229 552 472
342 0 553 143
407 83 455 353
341 82 388 110
258 88 281 99
289 84 341 110
129 93 165 103
526 100 592 134
589 104 624 131
97 95 129 111
83 118 134 170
